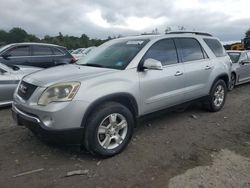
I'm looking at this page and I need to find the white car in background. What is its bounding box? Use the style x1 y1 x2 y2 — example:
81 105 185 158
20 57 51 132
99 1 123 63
71 47 96 60
227 50 250 90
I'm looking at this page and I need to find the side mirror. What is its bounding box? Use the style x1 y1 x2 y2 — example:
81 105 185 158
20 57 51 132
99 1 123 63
143 58 163 70
2 54 11 60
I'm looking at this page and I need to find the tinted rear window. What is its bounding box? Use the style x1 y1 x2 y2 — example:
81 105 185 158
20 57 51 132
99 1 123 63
175 38 205 62
33 45 53 56
204 38 226 57
52 47 64 55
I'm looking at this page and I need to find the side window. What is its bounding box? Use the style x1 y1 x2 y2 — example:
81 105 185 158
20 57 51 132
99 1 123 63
143 39 178 66
52 47 64 55
33 46 53 56
240 52 248 62
204 38 226 57
7 46 30 57
176 38 205 62
247 52 250 60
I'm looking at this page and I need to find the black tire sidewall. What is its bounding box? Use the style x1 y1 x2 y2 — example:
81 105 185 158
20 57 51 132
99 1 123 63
209 80 227 112
84 102 134 157
228 73 236 91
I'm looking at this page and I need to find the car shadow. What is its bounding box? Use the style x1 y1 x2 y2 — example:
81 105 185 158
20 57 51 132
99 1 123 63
40 102 205 160
0 105 11 111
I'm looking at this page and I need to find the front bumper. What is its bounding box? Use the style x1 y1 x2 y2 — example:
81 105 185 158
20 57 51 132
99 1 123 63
12 104 84 144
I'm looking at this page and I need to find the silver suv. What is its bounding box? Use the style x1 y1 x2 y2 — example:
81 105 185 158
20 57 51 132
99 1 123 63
12 32 231 157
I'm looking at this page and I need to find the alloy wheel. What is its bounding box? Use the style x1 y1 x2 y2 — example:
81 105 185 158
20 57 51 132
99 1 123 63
229 74 236 90
213 84 225 107
97 113 128 150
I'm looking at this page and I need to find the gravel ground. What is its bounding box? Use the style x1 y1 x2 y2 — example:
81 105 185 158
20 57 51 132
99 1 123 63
0 84 250 188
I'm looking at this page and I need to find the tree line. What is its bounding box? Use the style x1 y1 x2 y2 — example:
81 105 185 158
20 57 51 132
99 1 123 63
246 28 250 38
0 27 111 49
1 27 250 50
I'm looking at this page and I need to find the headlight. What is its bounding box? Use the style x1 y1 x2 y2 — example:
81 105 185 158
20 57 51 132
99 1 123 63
38 82 80 106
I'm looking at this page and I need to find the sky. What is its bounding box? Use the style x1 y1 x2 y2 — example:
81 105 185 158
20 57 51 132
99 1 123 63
0 0 249 42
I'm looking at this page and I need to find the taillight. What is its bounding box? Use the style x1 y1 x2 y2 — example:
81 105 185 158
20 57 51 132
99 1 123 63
70 56 77 64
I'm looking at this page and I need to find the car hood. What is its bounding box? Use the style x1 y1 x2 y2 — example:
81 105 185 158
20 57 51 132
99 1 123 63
18 65 42 74
23 64 118 87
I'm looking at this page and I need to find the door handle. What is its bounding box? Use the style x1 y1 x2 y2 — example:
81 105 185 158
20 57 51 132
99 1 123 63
175 71 183 76
205 65 212 70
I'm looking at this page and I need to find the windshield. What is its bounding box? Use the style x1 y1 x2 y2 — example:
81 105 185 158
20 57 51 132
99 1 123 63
228 52 241 63
0 44 11 53
77 39 149 70
84 47 96 55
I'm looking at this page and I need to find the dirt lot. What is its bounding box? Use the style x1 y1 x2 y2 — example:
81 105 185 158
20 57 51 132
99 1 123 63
0 84 250 188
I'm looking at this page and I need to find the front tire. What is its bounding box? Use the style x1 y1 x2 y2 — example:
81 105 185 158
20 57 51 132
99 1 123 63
204 79 227 112
84 102 134 157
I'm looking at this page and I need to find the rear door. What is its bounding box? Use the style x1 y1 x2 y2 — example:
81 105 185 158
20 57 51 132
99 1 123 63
31 45 54 68
245 52 250 81
175 38 212 101
1 45 31 66
51 47 71 65
237 52 250 82
139 38 185 114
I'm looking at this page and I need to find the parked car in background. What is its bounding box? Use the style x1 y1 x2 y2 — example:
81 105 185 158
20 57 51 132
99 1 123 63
227 50 250 90
12 32 231 157
0 63 42 107
71 47 96 60
71 48 85 60
68 49 74 53
71 48 85 54
0 43 76 68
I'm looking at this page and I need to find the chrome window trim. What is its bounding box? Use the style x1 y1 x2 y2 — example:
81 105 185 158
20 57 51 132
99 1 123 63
0 101 12 106
4 54 65 58
1 45 66 58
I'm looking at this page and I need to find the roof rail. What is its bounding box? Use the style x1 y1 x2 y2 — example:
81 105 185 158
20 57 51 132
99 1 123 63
167 31 213 37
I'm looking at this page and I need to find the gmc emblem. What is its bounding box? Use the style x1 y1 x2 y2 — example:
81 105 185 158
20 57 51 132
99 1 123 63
19 84 28 94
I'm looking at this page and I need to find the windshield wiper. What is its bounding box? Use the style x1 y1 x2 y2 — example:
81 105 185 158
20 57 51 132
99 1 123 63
82 63 104 68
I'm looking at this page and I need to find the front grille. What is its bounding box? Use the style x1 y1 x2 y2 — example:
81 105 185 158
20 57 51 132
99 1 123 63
17 81 37 100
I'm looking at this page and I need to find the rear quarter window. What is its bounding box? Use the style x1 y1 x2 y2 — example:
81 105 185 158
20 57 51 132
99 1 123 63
204 38 226 57
52 47 65 55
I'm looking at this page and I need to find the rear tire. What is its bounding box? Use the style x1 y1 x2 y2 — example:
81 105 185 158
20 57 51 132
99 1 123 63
228 73 236 91
204 79 227 112
83 102 134 157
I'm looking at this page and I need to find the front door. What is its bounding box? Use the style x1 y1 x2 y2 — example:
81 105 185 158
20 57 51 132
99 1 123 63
1 45 31 66
139 39 185 114
238 52 250 83
31 45 54 68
